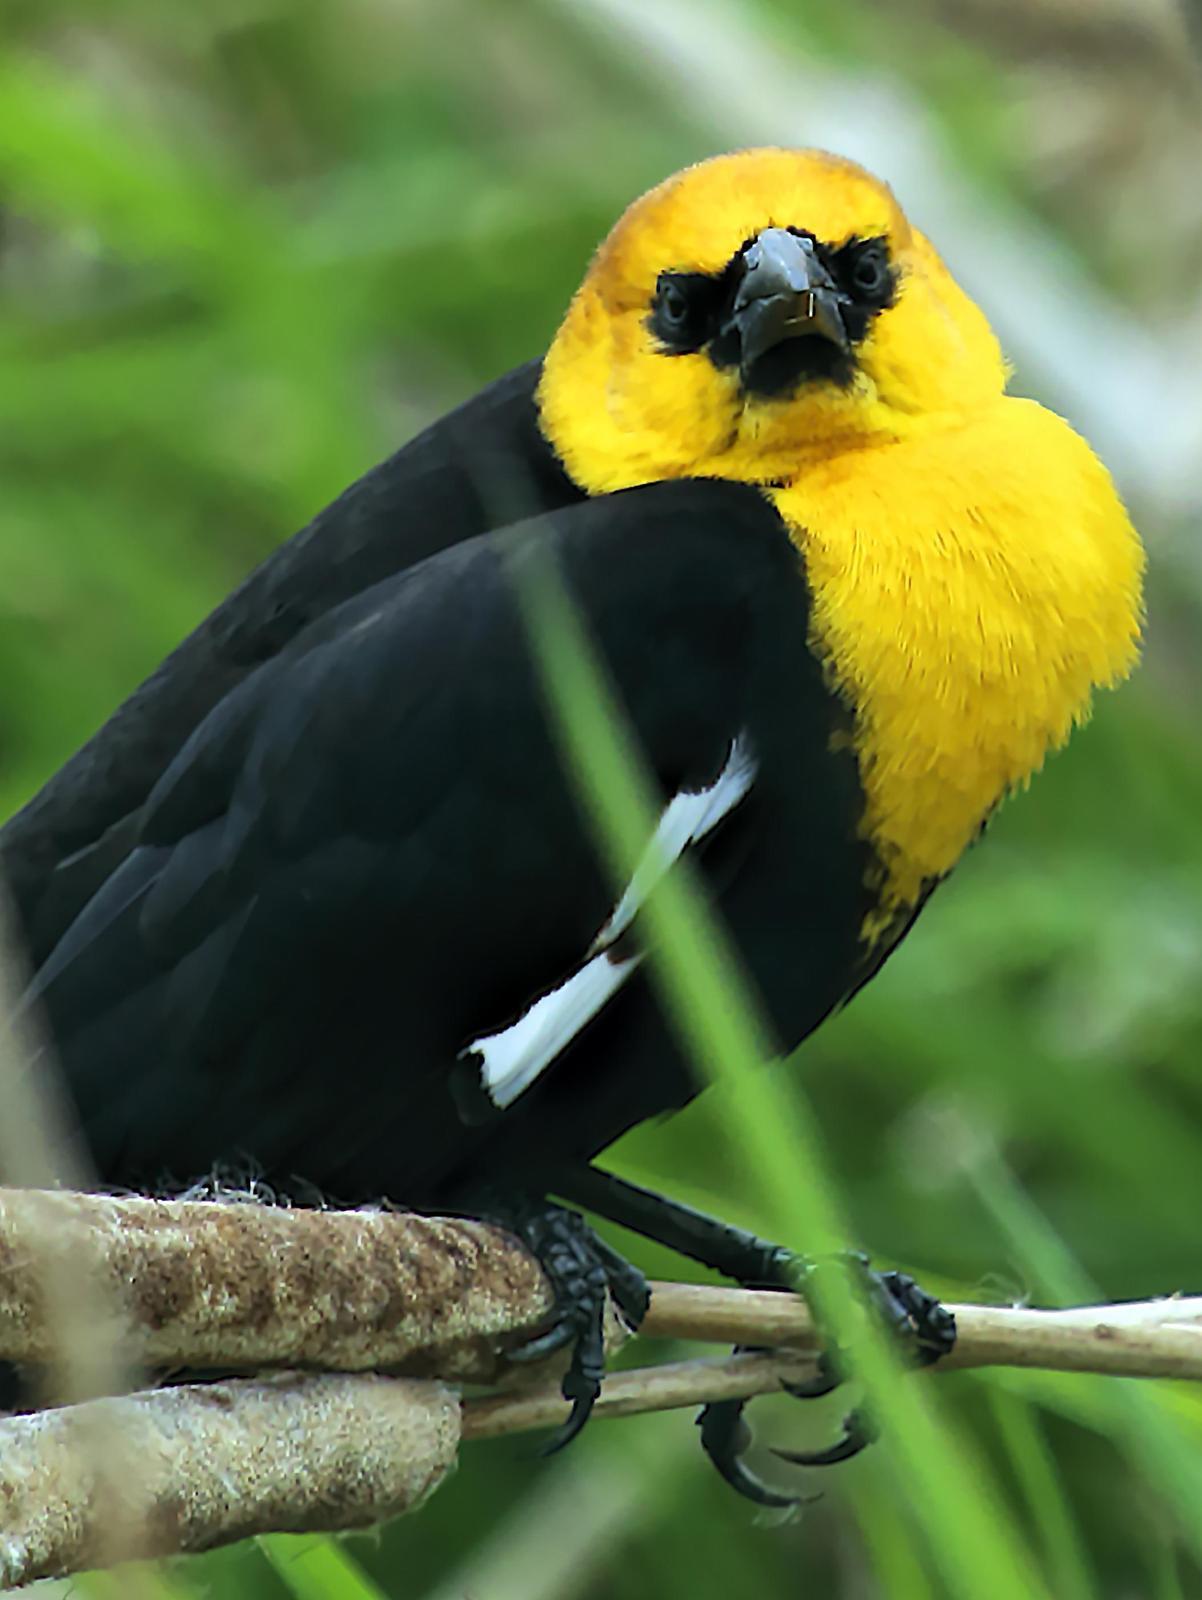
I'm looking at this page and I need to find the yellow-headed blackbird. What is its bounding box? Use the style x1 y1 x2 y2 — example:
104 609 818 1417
3 150 1144 1494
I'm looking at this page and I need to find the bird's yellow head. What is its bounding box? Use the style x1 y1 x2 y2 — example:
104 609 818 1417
539 147 1145 934
539 147 1007 492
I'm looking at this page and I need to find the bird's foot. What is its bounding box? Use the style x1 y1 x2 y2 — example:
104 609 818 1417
500 1198 650 1453
698 1253 955 1505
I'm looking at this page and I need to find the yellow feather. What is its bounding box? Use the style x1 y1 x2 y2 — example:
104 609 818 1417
538 148 1145 938
769 401 1142 930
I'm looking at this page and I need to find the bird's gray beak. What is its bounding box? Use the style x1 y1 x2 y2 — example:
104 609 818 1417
730 228 849 382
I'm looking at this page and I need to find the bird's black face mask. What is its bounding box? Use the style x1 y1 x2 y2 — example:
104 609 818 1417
648 226 896 399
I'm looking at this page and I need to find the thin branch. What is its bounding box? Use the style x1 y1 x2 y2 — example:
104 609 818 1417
463 1349 812 1439
11 1278 1200 1589
2 1190 1201 1386
0 1373 459 1589
463 1286 1202 1439
466 1288 1202 1438
641 1283 1202 1381
2 1187 1202 1585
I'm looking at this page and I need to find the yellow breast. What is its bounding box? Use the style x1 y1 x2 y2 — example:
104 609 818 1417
768 395 1144 936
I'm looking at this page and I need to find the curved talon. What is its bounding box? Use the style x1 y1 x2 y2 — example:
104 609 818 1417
484 1194 649 1454
697 1257 955 1496
541 1376 601 1455
539 1401 590 1456
508 1321 577 1364
781 1350 840 1401
774 1407 878 1469
542 1296 608 1454
697 1399 806 1509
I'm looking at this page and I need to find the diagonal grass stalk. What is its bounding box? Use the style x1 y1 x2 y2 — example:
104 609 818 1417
518 548 1050 1599
964 1141 1202 1566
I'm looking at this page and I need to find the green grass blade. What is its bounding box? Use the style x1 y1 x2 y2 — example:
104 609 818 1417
258 1535 389 1600
964 1143 1202 1564
987 1389 1095 1600
79 1568 199 1600
517 548 1050 1599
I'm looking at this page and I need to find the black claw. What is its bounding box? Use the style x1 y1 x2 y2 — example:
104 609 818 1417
590 1232 654 1326
696 1255 955 1498
697 1399 806 1509
799 1256 958 1388
875 1270 957 1362
553 1285 608 1444
507 1321 577 1365
781 1350 840 1401
544 1168 956 1498
541 1380 601 1455
485 1194 649 1455
773 1407 878 1468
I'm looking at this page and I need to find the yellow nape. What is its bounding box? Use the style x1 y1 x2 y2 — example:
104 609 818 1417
538 148 1145 931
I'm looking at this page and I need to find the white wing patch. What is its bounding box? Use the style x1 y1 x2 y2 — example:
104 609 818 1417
468 733 757 1111
474 949 644 1110
588 731 758 955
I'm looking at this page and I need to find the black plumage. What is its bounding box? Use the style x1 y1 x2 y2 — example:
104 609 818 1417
4 362 581 969
12 139 1146 1494
11 366 873 1204
3 176 973 1489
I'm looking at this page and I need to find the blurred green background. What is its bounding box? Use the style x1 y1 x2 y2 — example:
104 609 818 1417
4 0 1202 1596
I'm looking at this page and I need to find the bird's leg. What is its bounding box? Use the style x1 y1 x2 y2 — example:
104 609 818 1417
479 1192 650 1452
553 1165 955 1502
555 1163 797 1283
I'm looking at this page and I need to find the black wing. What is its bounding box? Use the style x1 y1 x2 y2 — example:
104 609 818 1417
26 480 872 1204
2 361 582 965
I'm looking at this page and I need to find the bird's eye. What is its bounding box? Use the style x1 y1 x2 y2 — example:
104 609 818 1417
849 245 889 299
649 273 717 354
658 279 690 326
